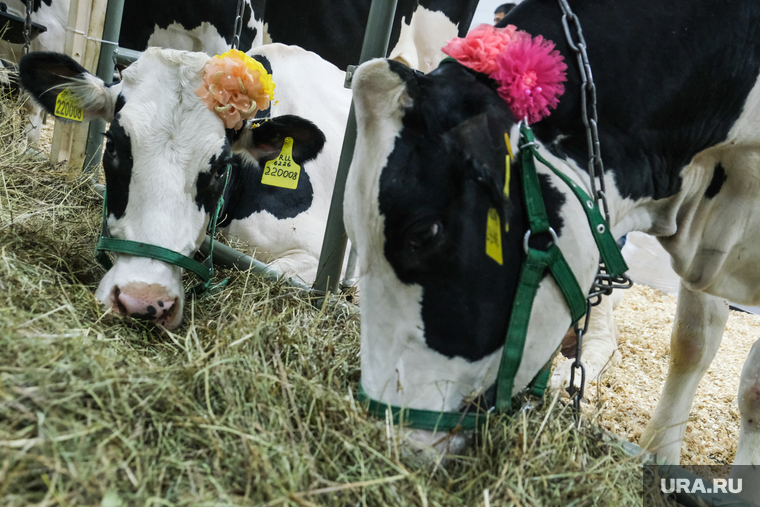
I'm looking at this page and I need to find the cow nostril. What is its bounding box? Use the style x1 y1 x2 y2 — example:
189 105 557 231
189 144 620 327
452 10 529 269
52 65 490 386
113 286 129 316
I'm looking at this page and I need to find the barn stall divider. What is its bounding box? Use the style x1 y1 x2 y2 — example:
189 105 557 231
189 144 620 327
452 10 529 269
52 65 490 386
41 0 752 504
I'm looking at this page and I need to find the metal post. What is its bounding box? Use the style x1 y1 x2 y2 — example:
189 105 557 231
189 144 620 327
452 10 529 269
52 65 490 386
312 0 398 294
82 0 125 175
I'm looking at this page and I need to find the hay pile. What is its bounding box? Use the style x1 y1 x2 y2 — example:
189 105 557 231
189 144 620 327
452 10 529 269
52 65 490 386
0 92 673 506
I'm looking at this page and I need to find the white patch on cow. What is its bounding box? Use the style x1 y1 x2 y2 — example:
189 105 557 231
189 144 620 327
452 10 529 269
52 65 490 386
223 44 352 285
347 60 601 432
146 22 228 56
262 23 272 45
389 6 459 73
246 0 265 50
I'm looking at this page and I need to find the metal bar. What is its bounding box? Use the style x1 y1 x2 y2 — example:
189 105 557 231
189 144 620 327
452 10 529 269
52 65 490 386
198 237 312 291
341 245 359 287
312 0 399 294
198 237 357 313
82 0 125 176
112 46 140 66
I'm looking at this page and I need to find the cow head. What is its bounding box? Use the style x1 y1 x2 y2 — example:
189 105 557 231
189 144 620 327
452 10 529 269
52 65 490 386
345 59 600 451
20 48 325 329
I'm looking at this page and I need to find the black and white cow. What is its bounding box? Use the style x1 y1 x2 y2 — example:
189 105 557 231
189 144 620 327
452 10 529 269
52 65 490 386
344 0 760 487
19 43 351 329
0 0 262 58
262 0 479 73
1 0 263 143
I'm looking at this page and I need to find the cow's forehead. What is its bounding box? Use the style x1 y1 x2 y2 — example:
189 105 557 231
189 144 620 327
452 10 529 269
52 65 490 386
116 48 226 171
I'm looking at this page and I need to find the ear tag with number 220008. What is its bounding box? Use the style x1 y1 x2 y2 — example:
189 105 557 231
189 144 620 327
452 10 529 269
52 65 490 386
261 137 301 189
54 89 84 122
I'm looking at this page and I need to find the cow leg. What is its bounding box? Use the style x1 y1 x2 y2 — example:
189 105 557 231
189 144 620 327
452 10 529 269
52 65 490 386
640 283 728 464
551 290 622 389
729 338 760 503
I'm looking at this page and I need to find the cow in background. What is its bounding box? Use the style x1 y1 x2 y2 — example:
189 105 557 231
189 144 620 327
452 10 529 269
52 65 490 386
344 1 760 498
261 0 479 73
0 0 263 144
19 43 351 329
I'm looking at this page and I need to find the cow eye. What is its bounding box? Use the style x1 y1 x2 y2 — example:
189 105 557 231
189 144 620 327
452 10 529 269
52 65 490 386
105 138 116 158
405 220 443 249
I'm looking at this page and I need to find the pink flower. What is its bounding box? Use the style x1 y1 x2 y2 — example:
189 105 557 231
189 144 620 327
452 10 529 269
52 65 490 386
492 34 567 124
441 23 518 76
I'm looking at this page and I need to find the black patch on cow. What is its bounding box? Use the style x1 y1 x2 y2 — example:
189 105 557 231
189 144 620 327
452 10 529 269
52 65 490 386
220 152 314 224
195 139 232 216
222 117 327 224
18 52 88 115
244 115 325 166
33 0 53 11
502 0 760 203
118 0 261 52
102 119 133 220
705 163 727 199
379 60 565 361
113 93 126 116
263 0 478 70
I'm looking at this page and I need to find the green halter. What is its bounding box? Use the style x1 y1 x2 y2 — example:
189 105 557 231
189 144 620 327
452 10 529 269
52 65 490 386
95 165 231 295
357 124 628 432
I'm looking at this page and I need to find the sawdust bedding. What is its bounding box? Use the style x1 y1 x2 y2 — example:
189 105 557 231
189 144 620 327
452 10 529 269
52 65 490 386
563 283 759 465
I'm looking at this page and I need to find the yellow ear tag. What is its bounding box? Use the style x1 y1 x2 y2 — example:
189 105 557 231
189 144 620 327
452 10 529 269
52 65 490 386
503 132 512 232
486 208 504 265
54 89 84 122
261 137 301 189
504 132 514 160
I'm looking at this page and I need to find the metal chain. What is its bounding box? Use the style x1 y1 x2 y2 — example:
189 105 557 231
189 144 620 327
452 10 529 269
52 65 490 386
23 0 33 54
568 300 590 421
231 0 246 50
558 0 633 419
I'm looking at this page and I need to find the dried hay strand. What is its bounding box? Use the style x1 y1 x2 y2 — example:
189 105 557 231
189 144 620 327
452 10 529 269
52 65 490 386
0 90 673 506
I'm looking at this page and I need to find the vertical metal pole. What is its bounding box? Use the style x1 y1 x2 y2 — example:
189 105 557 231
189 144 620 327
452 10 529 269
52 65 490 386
312 0 398 294
82 0 125 175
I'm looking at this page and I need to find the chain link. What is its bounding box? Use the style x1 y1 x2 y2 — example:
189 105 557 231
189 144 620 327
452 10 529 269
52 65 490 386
23 0 33 55
558 0 633 419
231 0 246 50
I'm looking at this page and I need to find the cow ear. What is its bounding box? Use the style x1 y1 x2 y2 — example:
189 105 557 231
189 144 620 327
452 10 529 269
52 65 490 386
232 115 326 166
19 52 118 121
443 112 511 206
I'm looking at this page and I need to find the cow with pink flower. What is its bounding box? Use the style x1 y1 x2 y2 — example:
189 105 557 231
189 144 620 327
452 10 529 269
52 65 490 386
345 1 760 498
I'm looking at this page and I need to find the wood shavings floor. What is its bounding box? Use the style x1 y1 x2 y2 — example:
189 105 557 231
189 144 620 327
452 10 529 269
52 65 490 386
567 283 759 465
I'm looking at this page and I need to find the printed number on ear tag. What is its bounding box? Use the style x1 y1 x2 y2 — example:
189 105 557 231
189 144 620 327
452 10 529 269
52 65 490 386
486 208 503 265
261 137 301 189
54 89 84 122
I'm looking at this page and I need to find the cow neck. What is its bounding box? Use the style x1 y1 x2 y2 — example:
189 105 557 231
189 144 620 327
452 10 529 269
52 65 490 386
357 124 628 433
95 164 232 296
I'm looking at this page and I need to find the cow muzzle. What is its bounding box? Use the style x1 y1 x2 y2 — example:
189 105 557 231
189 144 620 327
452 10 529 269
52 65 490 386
95 257 185 329
110 282 181 327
